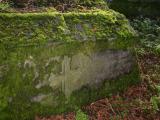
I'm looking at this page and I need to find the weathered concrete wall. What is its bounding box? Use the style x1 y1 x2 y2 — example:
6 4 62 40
0 10 139 120
33 50 133 98
110 0 160 17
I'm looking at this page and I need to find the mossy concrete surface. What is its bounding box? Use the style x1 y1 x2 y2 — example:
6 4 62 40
0 9 139 120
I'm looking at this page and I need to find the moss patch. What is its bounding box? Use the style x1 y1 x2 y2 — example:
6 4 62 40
0 9 139 120
0 9 135 47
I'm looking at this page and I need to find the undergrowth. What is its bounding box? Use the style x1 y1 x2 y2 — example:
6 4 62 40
132 17 160 115
131 17 160 54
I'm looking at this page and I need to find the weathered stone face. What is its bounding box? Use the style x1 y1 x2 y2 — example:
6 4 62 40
0 10 139 120
46 50 133 97
18 48 133 108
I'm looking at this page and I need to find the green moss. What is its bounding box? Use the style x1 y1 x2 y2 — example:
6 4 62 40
0 9 135 47
0 9 138 120
2 64 139 120
0 40 140 119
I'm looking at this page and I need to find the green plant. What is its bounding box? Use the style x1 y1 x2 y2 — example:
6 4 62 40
135 48 146 56
150 85 160 112
151 96 160 112
131 17 160 53
0 2 10 11
156 44 160 53
75 109 88 120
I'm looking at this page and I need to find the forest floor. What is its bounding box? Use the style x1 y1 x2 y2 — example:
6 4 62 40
35 51 160 120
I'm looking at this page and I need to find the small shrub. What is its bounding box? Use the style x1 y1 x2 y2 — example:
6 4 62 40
151 96 160 112
156 43 160 53
76 109 88 120
131 17 160 53
0 1 10 11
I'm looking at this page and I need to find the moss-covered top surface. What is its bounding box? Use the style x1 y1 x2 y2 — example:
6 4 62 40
0 9 135 48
